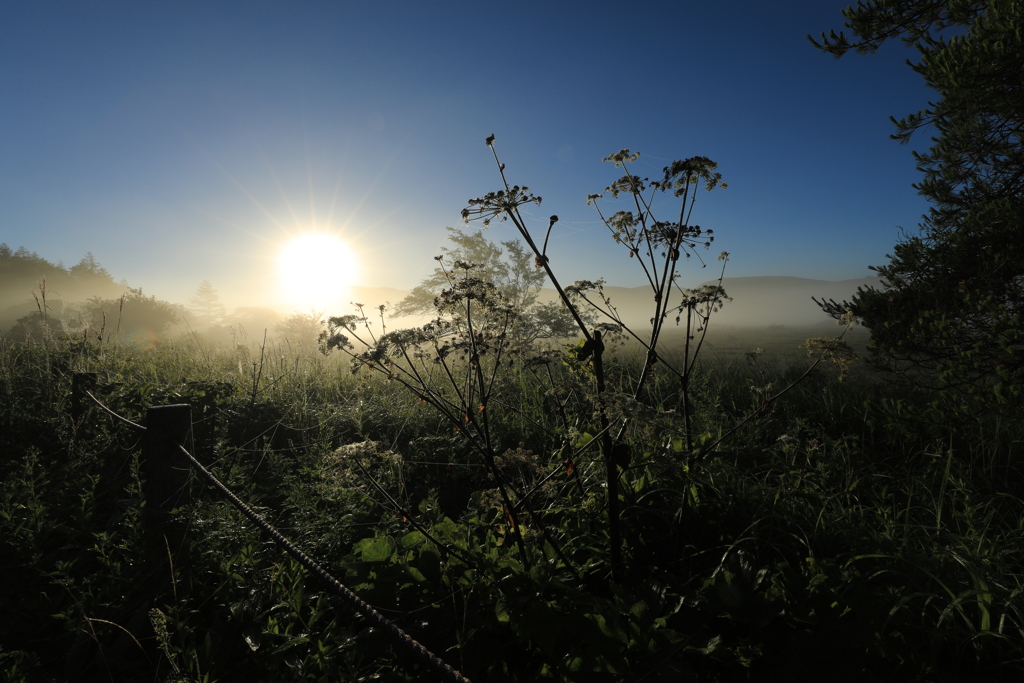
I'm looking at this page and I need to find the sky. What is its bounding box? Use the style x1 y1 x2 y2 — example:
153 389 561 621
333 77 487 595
0 0 938 314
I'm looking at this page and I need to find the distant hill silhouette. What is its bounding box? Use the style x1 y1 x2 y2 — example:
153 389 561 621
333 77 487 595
0 242 882 338
371 276 881 329
348 285 411 310
535 275 881 328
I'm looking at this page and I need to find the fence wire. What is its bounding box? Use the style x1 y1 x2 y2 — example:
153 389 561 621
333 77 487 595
84 387 473 683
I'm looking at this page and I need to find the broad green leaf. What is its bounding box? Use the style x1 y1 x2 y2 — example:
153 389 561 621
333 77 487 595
356 536 395 563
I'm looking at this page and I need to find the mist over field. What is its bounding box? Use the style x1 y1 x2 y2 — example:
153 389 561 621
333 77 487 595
289 276 879 329
535 276 881 329
0 255 878 346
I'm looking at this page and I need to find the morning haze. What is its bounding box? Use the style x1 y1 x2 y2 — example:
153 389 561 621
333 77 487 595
1 239 872 348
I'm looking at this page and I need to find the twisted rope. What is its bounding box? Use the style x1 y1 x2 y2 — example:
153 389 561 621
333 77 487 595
83 389 472 683
175 444 472 683
84 390 147 431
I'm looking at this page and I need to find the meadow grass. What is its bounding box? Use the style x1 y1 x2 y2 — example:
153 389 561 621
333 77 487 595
656 323 873 365
1 331 1022 682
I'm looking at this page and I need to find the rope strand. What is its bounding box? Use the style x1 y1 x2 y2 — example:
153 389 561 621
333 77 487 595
84 390 147 431
175 443 472 683
85 388 471 683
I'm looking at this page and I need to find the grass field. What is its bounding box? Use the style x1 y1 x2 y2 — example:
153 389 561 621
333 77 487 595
1 322 1022 682
694 324 871 361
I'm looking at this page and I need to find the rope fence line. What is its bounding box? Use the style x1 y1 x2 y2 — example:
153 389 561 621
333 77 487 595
84 389 146 432
80 382 473 683
175 443 472 683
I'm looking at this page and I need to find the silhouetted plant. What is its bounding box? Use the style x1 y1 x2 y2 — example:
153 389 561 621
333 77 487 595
324 138 734 581
322 269 532 565
577 150 730 451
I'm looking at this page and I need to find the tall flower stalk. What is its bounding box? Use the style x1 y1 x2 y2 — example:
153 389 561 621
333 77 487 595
325 138 730 581
460 138 729 577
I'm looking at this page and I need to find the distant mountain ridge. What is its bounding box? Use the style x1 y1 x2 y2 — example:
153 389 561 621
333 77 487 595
348 285 410 309
1 243 879 333
360 277 882 329
535 275 882 328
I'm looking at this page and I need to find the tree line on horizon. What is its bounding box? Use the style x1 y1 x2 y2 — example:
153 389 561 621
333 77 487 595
0 244 360 349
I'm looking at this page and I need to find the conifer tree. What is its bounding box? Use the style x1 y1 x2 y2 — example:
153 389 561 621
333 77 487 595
813 0 1024 409
68 253 113 284
188 280 226 327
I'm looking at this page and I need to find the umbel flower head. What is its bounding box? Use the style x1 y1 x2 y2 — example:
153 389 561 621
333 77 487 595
462 186 542 228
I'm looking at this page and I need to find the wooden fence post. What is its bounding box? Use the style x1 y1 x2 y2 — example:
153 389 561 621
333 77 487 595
143 404 193 597
71 372 97 420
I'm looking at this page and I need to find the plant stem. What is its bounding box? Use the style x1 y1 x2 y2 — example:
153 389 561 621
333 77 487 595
592 330 621 581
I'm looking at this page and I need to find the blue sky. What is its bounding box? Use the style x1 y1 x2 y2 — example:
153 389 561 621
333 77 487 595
1 1 935 312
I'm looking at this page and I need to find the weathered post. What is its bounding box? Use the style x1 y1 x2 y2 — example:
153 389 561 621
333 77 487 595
143 404 193 597
71 372 97 420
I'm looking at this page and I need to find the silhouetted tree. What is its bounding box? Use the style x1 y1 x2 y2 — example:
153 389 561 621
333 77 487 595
1 247 123 332
274 311 324 353
86 288 183 342
813 0 1024 410
68 252 119 296
394 228 584 346
0 244 64 295
68 252 110 281
188 280 227 327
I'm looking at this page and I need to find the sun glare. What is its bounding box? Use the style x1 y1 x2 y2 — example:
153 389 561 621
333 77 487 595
278 233 359 311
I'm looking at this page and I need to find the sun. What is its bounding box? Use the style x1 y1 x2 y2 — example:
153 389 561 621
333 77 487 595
278 233 359 311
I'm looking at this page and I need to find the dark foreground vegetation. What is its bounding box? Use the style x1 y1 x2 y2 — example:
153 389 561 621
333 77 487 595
5 3 1024 674
2 323 1023 682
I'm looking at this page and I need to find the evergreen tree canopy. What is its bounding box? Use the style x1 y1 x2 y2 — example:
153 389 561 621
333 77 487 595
812 0 1024 409
68 252 117 289
0 245 119 296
